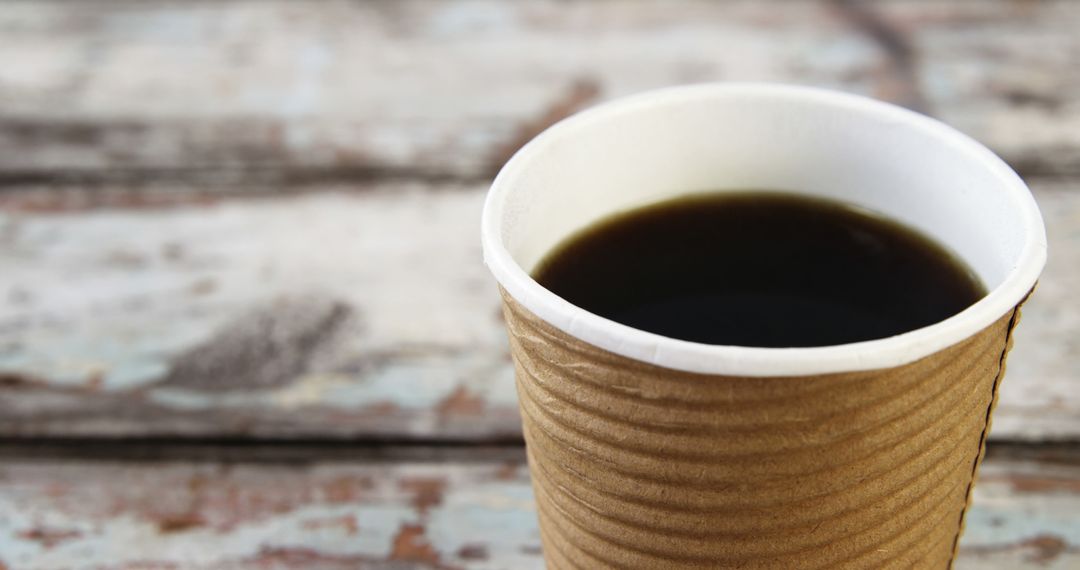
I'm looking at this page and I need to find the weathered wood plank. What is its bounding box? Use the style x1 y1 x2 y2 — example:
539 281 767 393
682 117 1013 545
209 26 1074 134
0 181 520 440
0 0 1077 182
0 450 542 570
878 0 1080 177
0 448 1076 569
0 180 1076 441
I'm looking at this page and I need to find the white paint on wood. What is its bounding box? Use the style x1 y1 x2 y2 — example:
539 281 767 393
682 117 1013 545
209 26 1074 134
0 1 1075 178
0 458 542 569
0 181 1076 440
0 452 1075 569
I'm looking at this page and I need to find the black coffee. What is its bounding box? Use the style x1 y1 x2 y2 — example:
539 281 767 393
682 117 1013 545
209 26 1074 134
533 192 986 348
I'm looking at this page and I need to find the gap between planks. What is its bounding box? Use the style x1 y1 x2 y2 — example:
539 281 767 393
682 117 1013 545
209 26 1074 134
0 437 1075 465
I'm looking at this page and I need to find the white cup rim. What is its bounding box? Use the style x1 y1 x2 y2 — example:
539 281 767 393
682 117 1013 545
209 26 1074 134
482 83 1047 377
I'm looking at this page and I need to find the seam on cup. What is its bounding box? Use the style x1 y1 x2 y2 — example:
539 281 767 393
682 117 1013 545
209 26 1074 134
947 286 1033 568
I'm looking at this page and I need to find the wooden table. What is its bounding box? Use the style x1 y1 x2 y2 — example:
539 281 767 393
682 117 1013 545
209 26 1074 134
1 1 1078 568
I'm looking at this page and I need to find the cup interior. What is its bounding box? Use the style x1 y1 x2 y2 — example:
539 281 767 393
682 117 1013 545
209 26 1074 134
482 84 1046 376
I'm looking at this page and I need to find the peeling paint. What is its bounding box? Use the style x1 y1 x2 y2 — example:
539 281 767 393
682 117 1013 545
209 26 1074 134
390 523 444 566
0 188 524 439
0 0 1075 180
1 183 1077 441
436 386 486 417
0 461 542 570
0 454 1075 569
0 3 1078 568
400 477 448 515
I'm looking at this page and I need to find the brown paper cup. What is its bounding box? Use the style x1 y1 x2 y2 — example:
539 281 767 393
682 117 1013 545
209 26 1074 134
482 85 1046 569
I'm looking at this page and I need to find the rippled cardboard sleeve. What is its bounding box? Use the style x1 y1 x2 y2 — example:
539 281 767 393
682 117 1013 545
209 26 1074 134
500 287 1029 570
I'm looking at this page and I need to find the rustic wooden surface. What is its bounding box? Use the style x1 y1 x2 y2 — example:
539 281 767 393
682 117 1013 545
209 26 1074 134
0 446 1076 570
2 178 1077 441
1 0 1078 443
1 0 1078 568
0 0 1078 182
1 182 523 441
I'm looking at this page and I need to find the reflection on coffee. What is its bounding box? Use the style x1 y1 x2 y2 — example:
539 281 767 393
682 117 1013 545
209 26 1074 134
534 192 986 347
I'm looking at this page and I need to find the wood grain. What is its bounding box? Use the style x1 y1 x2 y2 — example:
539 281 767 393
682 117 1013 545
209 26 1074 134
1 180 1076 441
0 0 1077 183
0 182 520 440
0 448 1076 569
0 0 1076 565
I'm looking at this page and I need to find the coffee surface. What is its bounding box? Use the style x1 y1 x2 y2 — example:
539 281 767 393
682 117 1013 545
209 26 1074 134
533 192 986 347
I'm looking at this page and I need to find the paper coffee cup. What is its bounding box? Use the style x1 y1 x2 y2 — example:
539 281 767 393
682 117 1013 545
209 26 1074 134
482 84 1046 569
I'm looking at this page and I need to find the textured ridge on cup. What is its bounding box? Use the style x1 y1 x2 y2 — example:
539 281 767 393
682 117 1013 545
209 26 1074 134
502 289 1023 570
